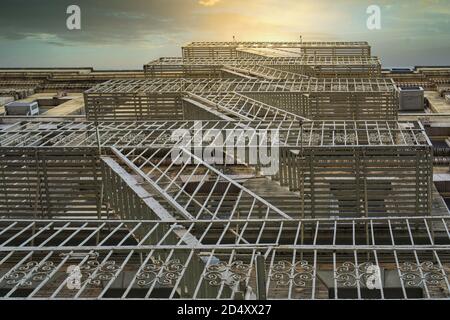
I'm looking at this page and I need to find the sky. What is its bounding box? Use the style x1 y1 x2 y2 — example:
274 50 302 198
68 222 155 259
0 0 449 69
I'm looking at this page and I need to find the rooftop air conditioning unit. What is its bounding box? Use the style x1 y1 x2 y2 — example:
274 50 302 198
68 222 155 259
398 86 424 111
5 101 39 116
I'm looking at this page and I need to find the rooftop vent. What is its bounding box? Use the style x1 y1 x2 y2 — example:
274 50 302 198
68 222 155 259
390 67 413 73
4 101 39 116
398 86 424 111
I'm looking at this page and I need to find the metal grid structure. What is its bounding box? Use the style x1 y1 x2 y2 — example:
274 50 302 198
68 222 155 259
0 147 103 219
0 216 448 299
1 40 448 301
0 120 433 221
84 78 397 122
105 132 431 220
182 42 371 59
274 121 432 218
0 120 302 149
144 56 382 78
0 120 430 149
85 78 396 94
186 92 307 122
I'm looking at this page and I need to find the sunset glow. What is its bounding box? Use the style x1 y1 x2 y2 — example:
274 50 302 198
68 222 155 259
0 0 449 68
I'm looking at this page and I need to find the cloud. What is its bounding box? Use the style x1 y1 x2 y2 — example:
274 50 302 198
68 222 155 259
198 0 221 6
0 0 449 68
0 0 448 47
0 0 197 46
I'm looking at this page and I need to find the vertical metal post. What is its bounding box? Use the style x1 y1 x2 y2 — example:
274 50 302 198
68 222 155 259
95 124 102 243
235 281 245 300
299 121 305 258
255 253 267 300
95 125 102 155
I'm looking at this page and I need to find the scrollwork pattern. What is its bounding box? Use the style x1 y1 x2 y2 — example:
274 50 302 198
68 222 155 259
136 258 184 287
59 253 120 288
399 261 447 287
2 261 55 287
204 261 250 288
81 260 120 287
334 262 378 287
270 260 314 287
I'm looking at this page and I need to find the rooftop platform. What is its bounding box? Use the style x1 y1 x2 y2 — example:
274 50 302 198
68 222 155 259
183 41 370 47
86 78 396 94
